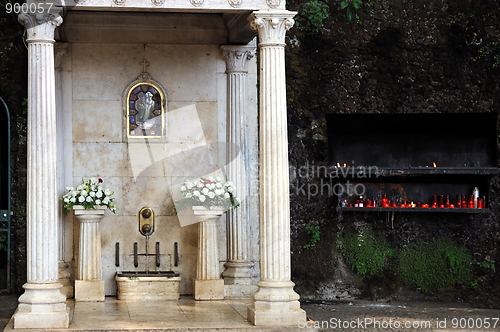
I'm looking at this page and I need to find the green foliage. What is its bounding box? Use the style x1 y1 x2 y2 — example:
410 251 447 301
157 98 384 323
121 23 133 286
296 0 329 34
474 42 500 69
337 0 362 22
396 238 474 293
338 224 393 278
477 257 496 272
470 279 478 289
303 224 320 249
22 98 27 114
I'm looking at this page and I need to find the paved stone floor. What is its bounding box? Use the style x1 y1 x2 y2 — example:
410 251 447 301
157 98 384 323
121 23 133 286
1 294 499 331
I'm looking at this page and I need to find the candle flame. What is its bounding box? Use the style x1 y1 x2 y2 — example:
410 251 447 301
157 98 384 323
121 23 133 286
343 163 347 167
433 162 437 168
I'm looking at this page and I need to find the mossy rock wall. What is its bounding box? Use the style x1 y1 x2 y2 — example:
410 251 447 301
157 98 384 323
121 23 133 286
287 0 500 308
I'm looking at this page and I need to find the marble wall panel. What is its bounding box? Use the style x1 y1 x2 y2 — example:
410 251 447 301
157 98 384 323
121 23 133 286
73 143 130 177
72 43 220 103
167 102 217 144
120 177 171 216
73 100 122 143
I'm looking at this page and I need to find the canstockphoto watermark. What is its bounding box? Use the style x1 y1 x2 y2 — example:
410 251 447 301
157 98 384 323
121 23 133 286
290 161 379 200
298 317 500 329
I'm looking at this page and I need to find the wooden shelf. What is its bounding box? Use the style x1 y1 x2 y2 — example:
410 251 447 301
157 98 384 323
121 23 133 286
336 207 491 214
330 167 499 177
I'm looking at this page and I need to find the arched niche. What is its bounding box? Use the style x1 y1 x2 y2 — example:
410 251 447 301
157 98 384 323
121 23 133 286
123 72 167 141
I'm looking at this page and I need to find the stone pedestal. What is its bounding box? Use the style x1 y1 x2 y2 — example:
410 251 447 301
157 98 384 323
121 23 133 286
193 207 224 300
14 8 69 329
74 205 106 302
247 10 306 326
220 45 256 292
75 280 105 302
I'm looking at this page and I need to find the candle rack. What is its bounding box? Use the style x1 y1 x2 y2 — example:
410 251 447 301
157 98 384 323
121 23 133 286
327 113 498 214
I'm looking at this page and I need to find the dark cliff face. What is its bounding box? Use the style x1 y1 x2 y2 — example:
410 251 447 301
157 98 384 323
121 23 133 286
286 0 500 307
0 3 28 293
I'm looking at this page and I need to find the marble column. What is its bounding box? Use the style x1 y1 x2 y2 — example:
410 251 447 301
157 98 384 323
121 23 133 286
220 45 257 297
247 10 306 326
193 207 225 300
14 8 69 329
55 42 73 299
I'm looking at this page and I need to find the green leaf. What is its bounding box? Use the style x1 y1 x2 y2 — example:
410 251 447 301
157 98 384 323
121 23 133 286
340 1 349 9
346 8 353 21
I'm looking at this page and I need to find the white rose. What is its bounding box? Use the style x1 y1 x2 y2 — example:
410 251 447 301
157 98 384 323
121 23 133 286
86 196 93 203
104 189 111 196
186 193 192 198
90 178 97 185
208 192 215 198
186 182 194 189
197 181 204 188
193 191 200 196
103 197 109 204
96 191 103 198
214 189 222 196
89 191 96 197
78 196 85 203
224 193 230 199
180 185 187 192
208 183 215 190
208 176 215 181
63 197 69 203
225 181 234 187
81 190 88 197
70 197 76 203
235 197 241 203
71 191 78 197
90 185 96 192
199 195 206 202
95 199 101 205
77 185 84 191
202 188 209 195
216 177 222 182
227 186 234 193
216 183 222 188
66 186 73 191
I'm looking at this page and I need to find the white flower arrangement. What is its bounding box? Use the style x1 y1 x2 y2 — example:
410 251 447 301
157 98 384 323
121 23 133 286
61 178 117 214
175 177 240 212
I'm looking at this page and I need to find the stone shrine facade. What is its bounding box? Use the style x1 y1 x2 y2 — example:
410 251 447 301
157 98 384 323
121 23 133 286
14 0 305 328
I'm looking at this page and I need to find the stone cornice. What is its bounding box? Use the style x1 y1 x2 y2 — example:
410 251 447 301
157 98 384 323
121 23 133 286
250 10 296 46
220 45 256 74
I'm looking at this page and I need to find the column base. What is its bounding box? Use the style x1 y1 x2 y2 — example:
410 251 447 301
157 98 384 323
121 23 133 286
14 282 69 329
222 261 254 285
194 279 224 300
247 280 306 326
58 262 74 298
224 284 258 298
75 280 105 302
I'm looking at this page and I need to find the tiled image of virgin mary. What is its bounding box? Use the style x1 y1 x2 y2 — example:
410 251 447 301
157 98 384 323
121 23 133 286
127 83 164 137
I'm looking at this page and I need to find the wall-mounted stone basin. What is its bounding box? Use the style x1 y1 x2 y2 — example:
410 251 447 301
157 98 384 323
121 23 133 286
116 271 181 301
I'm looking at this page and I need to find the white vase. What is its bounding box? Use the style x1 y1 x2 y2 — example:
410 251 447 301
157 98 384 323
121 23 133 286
192 206 225 300
73 205 106 301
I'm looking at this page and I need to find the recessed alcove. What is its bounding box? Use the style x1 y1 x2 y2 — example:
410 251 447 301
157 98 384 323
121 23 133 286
326 113 498 212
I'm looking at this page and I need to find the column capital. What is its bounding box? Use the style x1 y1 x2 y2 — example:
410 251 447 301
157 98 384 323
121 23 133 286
18 7 63 43
249 10 296 46
220 45 256 73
